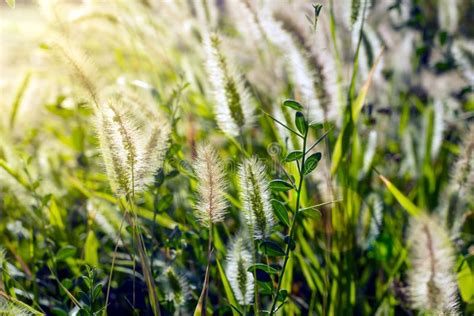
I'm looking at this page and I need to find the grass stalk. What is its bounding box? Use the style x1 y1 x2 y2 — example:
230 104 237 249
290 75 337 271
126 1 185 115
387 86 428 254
269 126 308 315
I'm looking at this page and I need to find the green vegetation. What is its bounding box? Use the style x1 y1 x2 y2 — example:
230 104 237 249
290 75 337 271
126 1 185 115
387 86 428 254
0 0 473 315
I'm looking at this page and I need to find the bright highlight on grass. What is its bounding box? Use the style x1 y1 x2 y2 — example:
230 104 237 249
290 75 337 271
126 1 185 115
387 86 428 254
0 0 472 315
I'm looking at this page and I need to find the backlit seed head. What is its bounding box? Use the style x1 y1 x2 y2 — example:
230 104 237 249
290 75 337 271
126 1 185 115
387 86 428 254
0 297 33 316
204 32 255 137
407 215 459 314
193 144 229 227
225 233 254 306
96 98 170 196
162 267 191 308
239 157 274 240
50 37 101 108
258 6 325 122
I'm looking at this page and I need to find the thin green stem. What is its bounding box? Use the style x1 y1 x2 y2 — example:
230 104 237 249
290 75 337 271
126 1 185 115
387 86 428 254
305 128 332 154
103 210 127 315
227 134 251 158
196 224 213 316
253 240 260 316
269 128 308 315
131 204 136 310
265 254 275 302
262 110 304 139
129 199 160 316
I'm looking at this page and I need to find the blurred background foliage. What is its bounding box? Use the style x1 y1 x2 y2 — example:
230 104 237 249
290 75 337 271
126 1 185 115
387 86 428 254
0 0 473 315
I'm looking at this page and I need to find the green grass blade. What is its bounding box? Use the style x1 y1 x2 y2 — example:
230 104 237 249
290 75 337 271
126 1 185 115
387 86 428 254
216 258 240 316
9 71 31 128
379 175 422 217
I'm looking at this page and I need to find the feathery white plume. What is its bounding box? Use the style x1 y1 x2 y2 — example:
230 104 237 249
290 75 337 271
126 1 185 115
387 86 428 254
225 233 254 306
367 194 383 244
431 99 445 160
258 6 326 122
451 127 474 193
407 215 459 314
162 267 191 310
351 0 371 48
193 144 229 227
239 157 274 240
362 130 377 174
357 193 383 248
272 8 341 122
438 0 459 33
204 32 255 137
192 0 218 29
51 38 101 107
444 126 474 234
96 98 170 196
312 48 340 123
273 105 295 151
0 297 33 316
358 25 384 84
451 39 474 85
229 0 265 45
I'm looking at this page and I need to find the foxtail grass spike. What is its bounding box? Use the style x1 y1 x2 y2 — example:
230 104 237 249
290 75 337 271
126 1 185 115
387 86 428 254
96 98 170 196
258 5 325 122
438 0 459 33
239 157 274 240
0 297 33 316
225 233 254 306
193 144 229 227
51 38 101 108
204 32 255 137
407 215 459 314
162 267 191 309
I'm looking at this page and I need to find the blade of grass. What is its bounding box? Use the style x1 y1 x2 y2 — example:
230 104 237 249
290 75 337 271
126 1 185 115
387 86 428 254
331 49 384 175
379 175 422 217
9 71 31 128
352 49 384 122
216 258 240 316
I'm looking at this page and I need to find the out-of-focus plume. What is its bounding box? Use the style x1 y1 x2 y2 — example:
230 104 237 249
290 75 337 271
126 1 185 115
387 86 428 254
407 214 459 314
204 32 255 137
225 232 254 306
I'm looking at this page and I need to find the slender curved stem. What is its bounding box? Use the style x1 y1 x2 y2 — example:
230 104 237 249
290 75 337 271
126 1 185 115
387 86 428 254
253 241 260 315
195 224 213 316
104 210 127 315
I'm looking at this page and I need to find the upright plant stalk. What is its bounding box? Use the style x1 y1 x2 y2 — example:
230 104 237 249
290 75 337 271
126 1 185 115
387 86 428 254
96 98 169 316
269 125 309 315
195 225 213 316
253 242 260 315
192 144 229 315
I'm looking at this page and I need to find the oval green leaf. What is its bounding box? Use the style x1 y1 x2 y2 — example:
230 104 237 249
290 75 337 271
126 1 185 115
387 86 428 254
299 207 322 220
309 121 323 129
247 263 279 274
295 111 307 135
285 150 303 162
303 152 322 175
255 269 272 282
259 240 286 257
283 99 303 111
277 289 288 302
269 179 294 192
271 199 290 227
56 245 77 261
